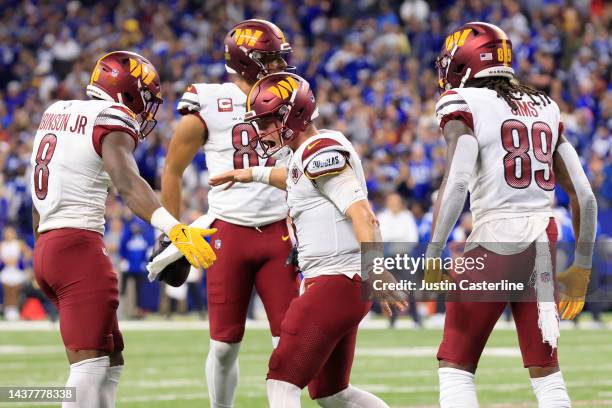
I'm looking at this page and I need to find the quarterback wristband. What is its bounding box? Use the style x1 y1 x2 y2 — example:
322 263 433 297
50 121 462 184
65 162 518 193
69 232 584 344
150 207 180 235
251 166 272 184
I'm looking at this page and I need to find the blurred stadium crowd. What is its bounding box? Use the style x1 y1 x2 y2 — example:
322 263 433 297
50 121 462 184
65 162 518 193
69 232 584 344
0 0 610 320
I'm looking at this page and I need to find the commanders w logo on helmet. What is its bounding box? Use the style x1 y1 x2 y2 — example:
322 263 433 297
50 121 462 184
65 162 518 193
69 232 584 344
233 28 263 47
266 76 299 100
444 28 472 51
128 58 156 85
435 22 549 111
224 19 294 83
86 51 163 137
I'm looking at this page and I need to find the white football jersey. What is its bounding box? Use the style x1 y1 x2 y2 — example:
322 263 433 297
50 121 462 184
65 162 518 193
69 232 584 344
31 99 140 235
436 87 561 247
177 83 288 227
286 130 367 278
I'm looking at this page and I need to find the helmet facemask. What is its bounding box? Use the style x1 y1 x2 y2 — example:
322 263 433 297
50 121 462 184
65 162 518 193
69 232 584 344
136 82 162 138
246 103 295 159
249 47 295 79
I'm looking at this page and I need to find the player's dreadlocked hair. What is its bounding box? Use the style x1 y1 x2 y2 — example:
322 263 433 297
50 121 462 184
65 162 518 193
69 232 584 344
466 77 551 112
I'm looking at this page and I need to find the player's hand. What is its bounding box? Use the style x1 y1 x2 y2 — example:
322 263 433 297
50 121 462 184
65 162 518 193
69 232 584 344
366 270 408 317
424 257 444 285
557 264 591 320
168 224 217 269
209 169 253 190
424 257 450 287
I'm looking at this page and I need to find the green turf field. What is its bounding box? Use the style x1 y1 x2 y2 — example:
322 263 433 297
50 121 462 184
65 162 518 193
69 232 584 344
1 325 611 407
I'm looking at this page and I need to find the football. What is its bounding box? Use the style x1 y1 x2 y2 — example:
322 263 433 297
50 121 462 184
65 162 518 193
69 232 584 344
150 236 191 287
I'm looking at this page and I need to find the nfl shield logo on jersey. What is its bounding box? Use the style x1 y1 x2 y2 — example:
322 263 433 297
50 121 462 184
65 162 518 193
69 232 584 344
214 239 222 250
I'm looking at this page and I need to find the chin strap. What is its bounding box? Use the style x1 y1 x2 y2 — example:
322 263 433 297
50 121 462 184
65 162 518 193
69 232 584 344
459 67 472 88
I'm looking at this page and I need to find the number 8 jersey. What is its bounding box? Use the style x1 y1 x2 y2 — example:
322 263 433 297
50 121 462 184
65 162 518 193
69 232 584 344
31 99 141 235
435 87 562 243
177 82 288 227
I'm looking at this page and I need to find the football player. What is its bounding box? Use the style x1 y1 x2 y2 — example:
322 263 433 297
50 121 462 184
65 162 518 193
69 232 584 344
30 51 217 408
209 73 407 408
425 22 597 407
161 20 298 408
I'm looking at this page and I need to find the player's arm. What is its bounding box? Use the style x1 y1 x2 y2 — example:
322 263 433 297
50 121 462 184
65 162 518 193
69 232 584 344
101 131 216 269
32 206 40 242
161 114 207 218
208 167 288 191
553 134 597 319
314 165 408 315
425 120 478 282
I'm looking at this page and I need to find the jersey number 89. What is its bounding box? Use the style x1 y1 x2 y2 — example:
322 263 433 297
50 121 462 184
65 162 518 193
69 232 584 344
501 120 555 191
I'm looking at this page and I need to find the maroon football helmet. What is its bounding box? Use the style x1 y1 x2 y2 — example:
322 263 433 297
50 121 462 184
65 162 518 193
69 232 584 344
244 73 318 158
224 19 293 83
435 22 514 90
86 51 163 137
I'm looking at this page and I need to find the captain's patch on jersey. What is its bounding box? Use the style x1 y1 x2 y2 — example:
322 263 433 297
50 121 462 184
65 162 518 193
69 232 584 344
217 98 233 112
304 150 347 179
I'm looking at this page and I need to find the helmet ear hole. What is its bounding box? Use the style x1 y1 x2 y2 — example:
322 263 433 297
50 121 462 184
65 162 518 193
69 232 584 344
122 92 134 103
455 64 465 73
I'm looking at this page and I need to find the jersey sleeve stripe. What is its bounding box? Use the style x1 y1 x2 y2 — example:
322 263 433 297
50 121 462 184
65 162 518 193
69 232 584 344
177 85 201 114
92 125 138 157
97 114 139 133
435 99 469 113
301 138 343 162
178 97 199 105
109 105 138 120
305 163 348 179
438 111 474 131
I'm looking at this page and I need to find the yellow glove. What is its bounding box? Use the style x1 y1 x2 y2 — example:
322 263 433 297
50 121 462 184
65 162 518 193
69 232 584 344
168 224 217 269
557 264 590 320
424 257 444 285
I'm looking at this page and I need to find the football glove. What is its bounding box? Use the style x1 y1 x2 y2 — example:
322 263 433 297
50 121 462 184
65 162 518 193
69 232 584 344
424 257 444 284
557 264 591 320
168 224 217 269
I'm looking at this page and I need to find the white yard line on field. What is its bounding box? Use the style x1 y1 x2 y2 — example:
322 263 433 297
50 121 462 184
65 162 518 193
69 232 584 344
398 401 612 408
0 345 63 354
361 378 612 394
1 319 610 331
356 346 522 357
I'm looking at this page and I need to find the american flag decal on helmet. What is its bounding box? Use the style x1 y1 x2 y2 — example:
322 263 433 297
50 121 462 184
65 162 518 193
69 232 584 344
480 52 493 61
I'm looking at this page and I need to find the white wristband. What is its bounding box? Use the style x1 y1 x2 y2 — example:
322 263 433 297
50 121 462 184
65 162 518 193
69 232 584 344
251 166 272 184
150 207 180 235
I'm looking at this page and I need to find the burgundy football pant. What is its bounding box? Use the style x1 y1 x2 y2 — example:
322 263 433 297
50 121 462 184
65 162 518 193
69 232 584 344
206 219 299 342
267 274 372 399
34 228 123 353
438 218 558 368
